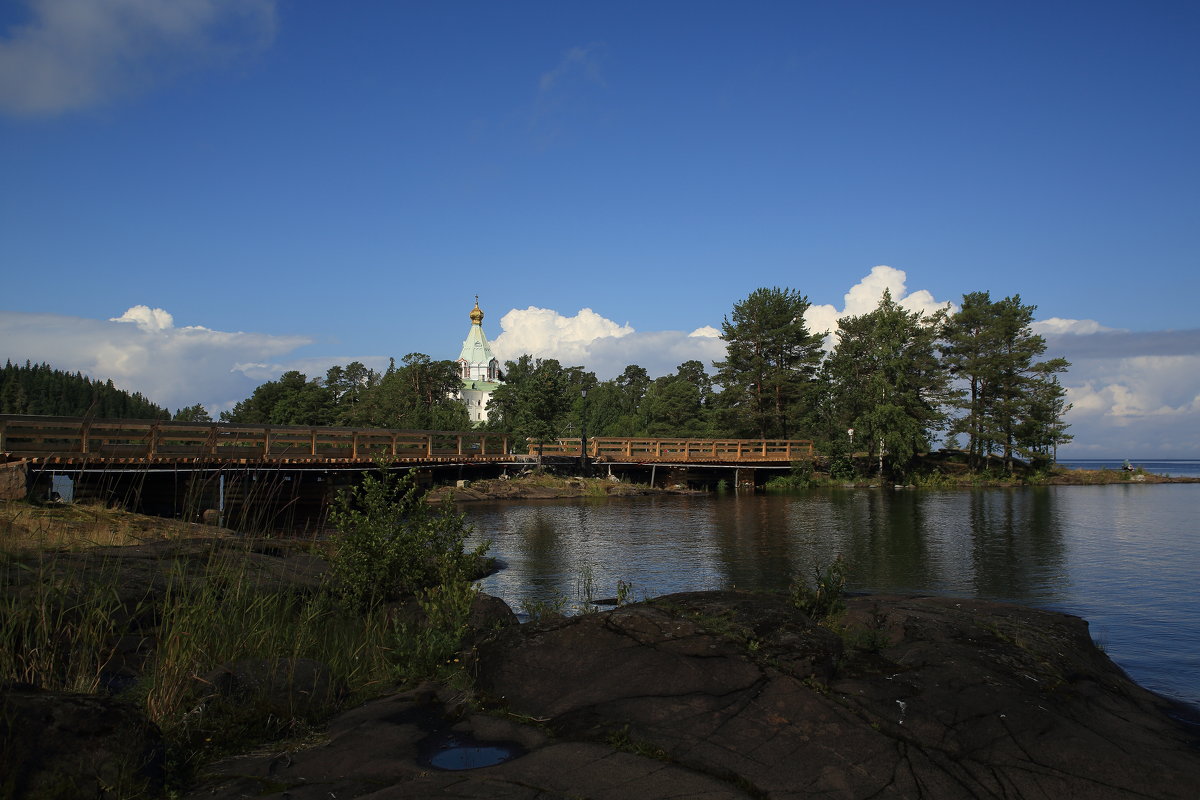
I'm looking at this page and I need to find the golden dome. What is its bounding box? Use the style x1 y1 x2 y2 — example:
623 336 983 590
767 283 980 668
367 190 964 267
469 296 484 325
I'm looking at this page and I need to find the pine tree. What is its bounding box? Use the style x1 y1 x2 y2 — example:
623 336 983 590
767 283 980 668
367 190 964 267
713 287 824 439
942 292 1071 470
823 290 953 477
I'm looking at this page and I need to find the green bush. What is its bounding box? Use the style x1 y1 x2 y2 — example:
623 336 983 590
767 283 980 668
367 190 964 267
790 556 848 620
329 468 486 608
2 474 489 791
766 460 817 490
393 578 479 680
827 454 857 481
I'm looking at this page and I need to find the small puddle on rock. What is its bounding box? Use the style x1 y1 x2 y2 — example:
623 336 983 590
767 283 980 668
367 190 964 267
420 731 526 771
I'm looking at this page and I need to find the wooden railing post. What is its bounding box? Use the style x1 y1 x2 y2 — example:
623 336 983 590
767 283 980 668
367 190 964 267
264 428 272 459
148 423 160 459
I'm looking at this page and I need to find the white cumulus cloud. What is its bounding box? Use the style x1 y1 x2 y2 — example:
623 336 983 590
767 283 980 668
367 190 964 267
491 306 633 368
0 0 276 117
489 306 724 380
804 265 954 342
111 304 176 331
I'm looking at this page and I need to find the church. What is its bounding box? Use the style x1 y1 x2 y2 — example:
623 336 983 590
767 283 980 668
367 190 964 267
453 297 501 424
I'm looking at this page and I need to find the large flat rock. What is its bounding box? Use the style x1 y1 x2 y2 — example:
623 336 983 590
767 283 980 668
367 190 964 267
188 591 1200 799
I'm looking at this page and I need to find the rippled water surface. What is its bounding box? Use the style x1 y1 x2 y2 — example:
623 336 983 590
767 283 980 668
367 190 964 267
464 485 1200 709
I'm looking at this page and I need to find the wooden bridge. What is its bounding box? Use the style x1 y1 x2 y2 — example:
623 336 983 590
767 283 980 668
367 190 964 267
543 437 813 464
0 415 515 466
0 415 814 526
0 415 813 468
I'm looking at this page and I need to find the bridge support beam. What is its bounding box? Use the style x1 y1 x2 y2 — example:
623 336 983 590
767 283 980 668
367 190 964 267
735 468 757 491
662 467 690 489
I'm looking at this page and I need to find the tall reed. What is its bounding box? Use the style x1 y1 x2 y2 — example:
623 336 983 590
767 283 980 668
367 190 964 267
1 481 485 788
0 556 145 693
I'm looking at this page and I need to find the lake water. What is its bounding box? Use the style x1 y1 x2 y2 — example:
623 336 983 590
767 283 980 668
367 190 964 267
464 484 1200 711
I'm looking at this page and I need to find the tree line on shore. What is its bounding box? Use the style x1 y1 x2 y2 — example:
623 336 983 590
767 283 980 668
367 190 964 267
2 286 1072 479
0 361 171 420
214 287 1071 477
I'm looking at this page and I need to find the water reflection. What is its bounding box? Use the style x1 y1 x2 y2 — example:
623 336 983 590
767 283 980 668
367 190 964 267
466 490 1074 610
967 490 1066 603
464 486 1199 709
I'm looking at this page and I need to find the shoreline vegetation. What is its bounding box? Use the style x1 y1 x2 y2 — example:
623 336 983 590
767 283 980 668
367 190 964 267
761 452 1200 490
431 461 1198 504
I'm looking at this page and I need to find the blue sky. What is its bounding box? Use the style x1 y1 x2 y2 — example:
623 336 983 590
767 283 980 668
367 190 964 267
2 1 1198 456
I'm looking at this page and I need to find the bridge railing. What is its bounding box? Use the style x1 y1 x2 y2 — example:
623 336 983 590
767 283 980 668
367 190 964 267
0 415 513 461
531 437 813 462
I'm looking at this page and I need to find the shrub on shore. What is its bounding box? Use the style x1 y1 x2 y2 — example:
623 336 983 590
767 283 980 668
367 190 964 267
328 468 486 608
0 469 487 791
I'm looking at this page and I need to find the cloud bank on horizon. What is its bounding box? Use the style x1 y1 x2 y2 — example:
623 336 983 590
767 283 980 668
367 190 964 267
2 267 1197 457
0 305 313 414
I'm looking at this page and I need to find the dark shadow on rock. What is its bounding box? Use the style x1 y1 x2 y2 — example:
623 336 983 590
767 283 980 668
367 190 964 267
183 590 1200 798
1 685 164 799
473 591 1200 799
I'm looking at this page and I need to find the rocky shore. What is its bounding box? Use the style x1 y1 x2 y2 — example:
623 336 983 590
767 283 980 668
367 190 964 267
5 531 1199 799
181 590 1200 799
